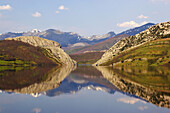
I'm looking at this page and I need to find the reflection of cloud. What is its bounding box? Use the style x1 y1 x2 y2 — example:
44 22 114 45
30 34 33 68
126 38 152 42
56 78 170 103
117 97 146 104
138 106 148 111
32 108 41 113
56 11 60 14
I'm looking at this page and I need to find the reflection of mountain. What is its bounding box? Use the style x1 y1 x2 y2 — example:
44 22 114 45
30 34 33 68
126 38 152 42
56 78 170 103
96 66 170 108
0 65 75 94
45 66 117 96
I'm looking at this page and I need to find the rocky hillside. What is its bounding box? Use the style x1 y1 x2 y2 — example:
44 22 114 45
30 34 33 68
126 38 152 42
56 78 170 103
5 36 76 66
94 21 170 66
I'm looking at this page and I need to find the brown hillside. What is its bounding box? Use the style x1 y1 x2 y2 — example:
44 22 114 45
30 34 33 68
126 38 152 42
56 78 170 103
0 40 57 66
70 52 104 64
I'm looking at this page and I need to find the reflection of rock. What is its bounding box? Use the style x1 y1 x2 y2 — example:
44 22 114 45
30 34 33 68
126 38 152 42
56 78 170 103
96 66 170 108
1 65 76 94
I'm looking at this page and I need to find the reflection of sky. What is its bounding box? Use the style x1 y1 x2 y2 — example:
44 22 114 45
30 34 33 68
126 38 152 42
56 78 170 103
0 90 169 113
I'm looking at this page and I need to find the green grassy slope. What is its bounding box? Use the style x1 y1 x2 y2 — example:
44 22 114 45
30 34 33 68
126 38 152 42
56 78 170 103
0 40 57 66
100 38 170 66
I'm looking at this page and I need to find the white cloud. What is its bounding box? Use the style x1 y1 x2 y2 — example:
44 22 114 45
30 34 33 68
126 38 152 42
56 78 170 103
0 4 12 10
117 21 148 28
32 12 41 17
138 106 148 111
56 11 60 14
138 14 148 19
58 5 69 10
117 97 146 104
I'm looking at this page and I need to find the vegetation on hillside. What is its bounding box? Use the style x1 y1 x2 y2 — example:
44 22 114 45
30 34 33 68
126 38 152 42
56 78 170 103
0 40 57 66
99 38 170 66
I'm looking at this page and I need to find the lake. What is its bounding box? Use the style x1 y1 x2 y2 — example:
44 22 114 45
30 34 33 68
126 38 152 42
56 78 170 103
0 65 170 113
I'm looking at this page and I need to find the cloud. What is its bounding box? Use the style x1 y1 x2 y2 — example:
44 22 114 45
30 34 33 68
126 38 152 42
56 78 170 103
138 106 148 111
117 97 146 104
0 4 12 10
138 14 148 19
56 11 60 14
32 108 41 113
58 5 69 10
117 21 148 28
32 12 41 17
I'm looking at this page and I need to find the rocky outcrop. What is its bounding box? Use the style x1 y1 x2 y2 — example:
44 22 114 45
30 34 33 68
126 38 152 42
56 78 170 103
96 66 170 108
94 21 170 66
5 36 76 66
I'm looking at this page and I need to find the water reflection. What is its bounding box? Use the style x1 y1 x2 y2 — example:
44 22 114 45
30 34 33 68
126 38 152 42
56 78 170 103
96 66 170 108
0 65 170 112
45 66 117 97
0 65 75 94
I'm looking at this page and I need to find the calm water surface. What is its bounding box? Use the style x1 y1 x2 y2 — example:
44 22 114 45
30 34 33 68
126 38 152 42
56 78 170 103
0 65 170 113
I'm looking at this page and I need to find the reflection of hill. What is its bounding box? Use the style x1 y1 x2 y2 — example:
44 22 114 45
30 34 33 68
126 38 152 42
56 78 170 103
0 65 75 94
45 66 117 96
96 66 170 108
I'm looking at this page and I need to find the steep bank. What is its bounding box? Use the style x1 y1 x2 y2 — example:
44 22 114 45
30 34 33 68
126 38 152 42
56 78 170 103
5 36 76 66
94 21 170 66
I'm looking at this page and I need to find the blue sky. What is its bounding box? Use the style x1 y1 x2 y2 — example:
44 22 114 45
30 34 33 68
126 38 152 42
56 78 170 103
0 0 170 36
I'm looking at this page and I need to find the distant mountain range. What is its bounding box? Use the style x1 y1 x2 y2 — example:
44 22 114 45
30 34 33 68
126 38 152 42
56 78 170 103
116 23 155 36
0 23 155 47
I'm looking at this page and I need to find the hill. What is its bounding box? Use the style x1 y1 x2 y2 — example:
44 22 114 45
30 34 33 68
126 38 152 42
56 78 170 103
0 40 56 66
96 38 170 66
94 21 170 66
70 52 104 64
3 36 76 66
